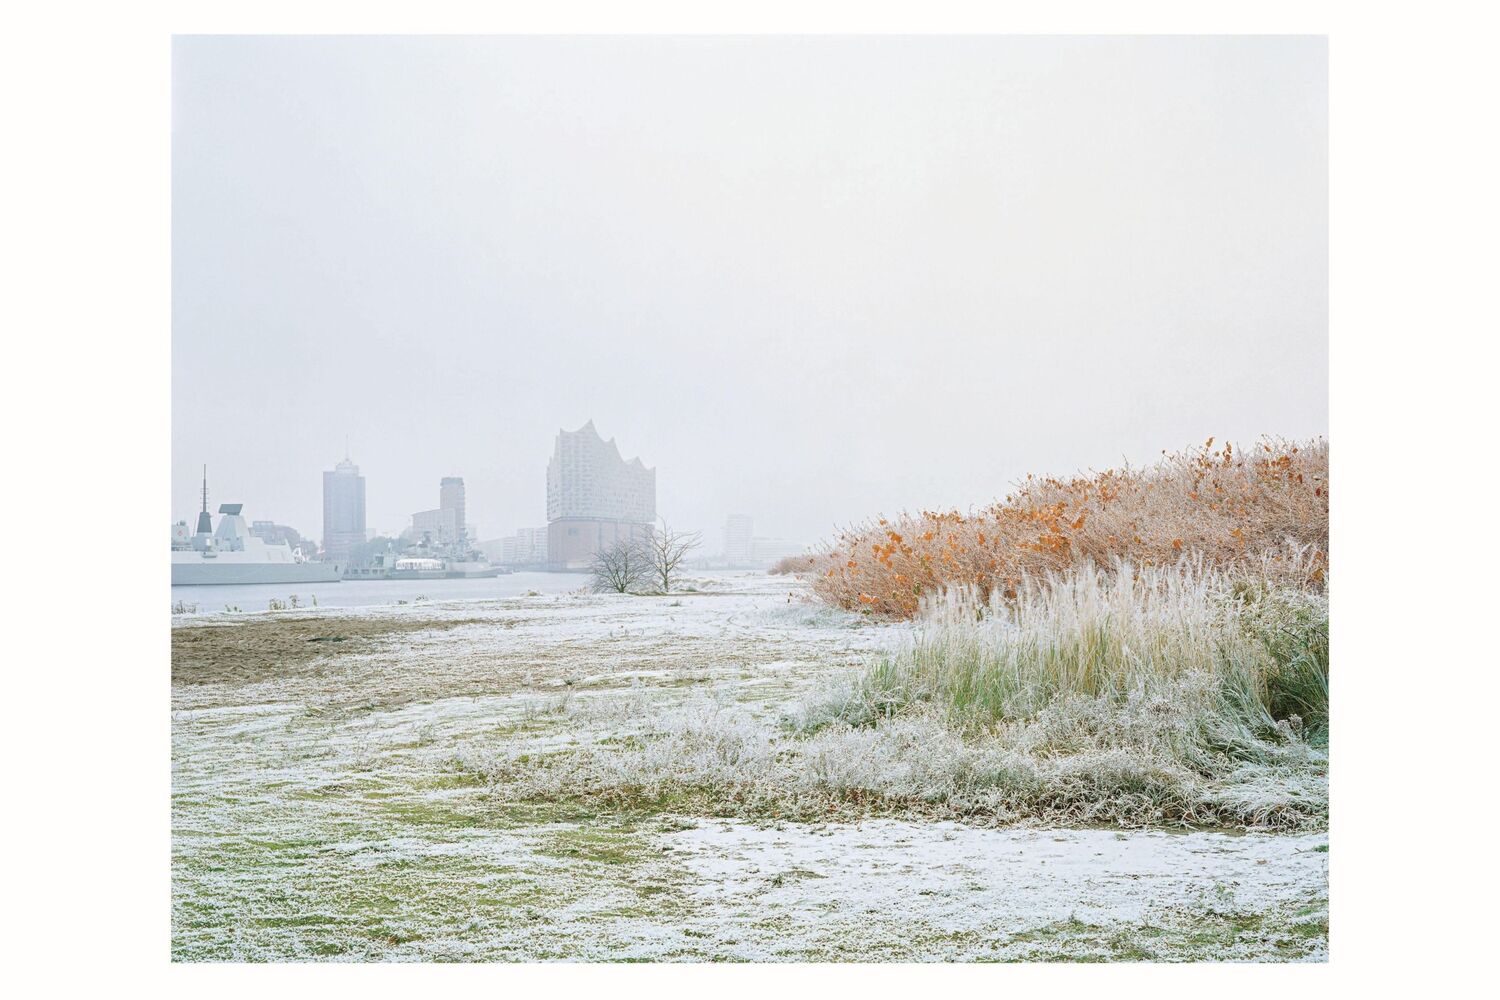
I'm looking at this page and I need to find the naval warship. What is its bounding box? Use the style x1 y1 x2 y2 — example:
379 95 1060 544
171 471 343 586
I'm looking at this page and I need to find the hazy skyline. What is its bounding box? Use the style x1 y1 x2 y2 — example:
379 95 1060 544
172 35 1326 549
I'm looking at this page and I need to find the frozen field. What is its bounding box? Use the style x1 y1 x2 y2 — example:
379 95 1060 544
171 573 1328 961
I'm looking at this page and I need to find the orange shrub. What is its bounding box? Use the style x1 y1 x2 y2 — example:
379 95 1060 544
769 554 820 576
805 438 1328 619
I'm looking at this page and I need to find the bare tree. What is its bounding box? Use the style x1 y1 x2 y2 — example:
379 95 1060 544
590 537 649 594
645 520 702 594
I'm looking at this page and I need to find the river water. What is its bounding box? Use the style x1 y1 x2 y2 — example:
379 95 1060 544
170 571 592 614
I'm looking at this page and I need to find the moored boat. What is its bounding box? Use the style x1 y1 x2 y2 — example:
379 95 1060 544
172 472 342 586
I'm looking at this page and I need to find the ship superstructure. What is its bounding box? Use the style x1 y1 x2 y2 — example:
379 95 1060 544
172 468 343 586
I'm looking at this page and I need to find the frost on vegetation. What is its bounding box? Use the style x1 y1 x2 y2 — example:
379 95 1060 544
173 570 1327 961
466 678 1325 830
462 563 1327 831
806 438 1328 619
805 560 1328 742
748 601 886 634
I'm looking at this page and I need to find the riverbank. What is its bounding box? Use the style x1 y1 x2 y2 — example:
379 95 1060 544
170 570 592 614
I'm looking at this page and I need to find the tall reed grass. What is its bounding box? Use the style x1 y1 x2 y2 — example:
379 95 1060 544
803 560 1327 743
805 438 1327 619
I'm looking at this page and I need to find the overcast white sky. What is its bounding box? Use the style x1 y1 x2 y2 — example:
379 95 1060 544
172 35 1326 550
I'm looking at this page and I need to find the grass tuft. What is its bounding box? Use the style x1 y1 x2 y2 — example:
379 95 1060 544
801 560 1327 741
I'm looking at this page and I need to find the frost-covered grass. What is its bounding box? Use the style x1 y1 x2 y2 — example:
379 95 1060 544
173 573 1327 961
466 563 1327 830
465 678 1325 830
811 560 1329 741
667 819 1327 961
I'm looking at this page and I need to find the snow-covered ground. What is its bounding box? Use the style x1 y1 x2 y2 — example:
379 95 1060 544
667 820 1326 961
171 572 1327 961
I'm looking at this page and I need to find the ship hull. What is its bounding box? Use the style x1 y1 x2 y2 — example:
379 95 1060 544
382 568 450 581
171 562 344 586
447 562 505 578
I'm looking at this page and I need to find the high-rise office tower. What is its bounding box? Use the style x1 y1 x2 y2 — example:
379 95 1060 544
321 454 366 563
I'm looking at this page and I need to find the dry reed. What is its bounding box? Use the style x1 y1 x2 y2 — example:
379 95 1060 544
803 438 1327 619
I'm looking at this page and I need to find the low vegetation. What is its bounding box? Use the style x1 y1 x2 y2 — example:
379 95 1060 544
467 563 1327 830
466 569 1327 831
466 673 1325 830
770 553 815 575
174 570 1328 960
171 614 489 687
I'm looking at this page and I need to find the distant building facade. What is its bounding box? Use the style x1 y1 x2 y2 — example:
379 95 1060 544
522 527 548 565
250 520 307 552
440 477 466 539
752 537 804 564
489 527 548 566
723 514 754 565
321 456 366 564
546 420 656 569
507 527 549 566
410 507 459 546
410 476 467 547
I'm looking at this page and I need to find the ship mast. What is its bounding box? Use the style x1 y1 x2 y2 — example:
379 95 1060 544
195 465 214 535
